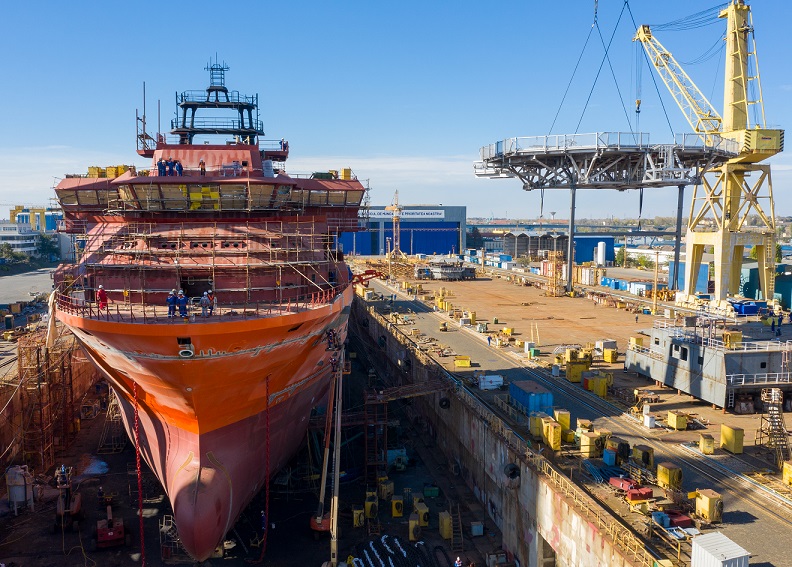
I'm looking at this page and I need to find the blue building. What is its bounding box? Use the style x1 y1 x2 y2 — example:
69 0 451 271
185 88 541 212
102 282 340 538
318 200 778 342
339 205 466 256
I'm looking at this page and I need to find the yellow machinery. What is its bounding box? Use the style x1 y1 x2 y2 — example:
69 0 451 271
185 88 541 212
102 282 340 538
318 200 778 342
695 489 723 523
353 508 365 528
391 496 404 518
632 444 655 469
439 511 453 539
414 502 429 527
378 480 394 501
722 331 743 349
439 322 448 332
580 432 603 458
657 462 683 490
408 513 421 541
364 491 378 519
721 424 744 454
635 2 784 309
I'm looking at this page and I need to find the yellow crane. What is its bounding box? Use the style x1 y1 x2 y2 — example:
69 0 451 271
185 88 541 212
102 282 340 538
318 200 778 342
635 1 784 311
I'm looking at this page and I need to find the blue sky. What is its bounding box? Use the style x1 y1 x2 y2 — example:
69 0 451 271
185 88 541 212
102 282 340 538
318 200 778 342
1 0 790 221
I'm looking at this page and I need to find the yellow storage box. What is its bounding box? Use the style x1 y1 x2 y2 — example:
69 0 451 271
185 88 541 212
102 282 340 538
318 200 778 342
378 480 394 501
699 434 715 455
453 356 471 368
720 424 744 454
553 409 571 430
439 511 452 539
667 410 687 431
783 461 792 487
603 348 619 363
542 419 561 451
529 412 549 438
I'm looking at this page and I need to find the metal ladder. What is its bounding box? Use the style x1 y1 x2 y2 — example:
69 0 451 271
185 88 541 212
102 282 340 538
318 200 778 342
727 389 735 409
451 503 464 552
757 388 791 469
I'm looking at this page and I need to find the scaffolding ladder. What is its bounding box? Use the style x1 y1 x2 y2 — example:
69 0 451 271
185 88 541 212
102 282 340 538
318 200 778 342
363 391 388 489
755 388 791 469
97 389 127 453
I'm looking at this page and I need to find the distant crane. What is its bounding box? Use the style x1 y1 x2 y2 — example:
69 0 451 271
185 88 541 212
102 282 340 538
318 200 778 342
385 190 407 259
635 0 784 311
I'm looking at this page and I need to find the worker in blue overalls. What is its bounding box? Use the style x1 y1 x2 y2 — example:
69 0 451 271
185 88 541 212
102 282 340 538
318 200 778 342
177 290 189 318
166 289 177 318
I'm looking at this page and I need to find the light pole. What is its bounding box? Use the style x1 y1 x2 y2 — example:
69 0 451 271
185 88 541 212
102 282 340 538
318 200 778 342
386 237 392 282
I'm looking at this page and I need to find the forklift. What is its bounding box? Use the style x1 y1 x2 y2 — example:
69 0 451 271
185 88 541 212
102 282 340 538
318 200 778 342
53 465 83 532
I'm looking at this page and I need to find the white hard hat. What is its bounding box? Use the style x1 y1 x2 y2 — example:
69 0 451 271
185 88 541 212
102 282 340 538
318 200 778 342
98 285 103 289
208 289 213 293
203 291 208 295
171 289 176 294
178 289 184 294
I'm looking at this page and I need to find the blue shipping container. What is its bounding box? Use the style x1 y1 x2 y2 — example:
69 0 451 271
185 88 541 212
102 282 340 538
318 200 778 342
603 449 617 467
618 281 629 291
668 261 709 294
610 280 620 289
509 380 553 414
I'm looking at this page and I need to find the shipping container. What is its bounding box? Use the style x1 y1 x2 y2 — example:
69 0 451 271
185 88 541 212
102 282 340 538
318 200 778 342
690 531 749 567
509 380 553 414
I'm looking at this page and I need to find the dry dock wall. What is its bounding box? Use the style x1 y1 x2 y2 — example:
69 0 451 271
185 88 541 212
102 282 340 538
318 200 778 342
354 299 654 567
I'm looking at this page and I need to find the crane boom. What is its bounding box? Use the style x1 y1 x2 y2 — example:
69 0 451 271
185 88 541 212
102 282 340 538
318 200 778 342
633 25 722 138
634 1 784 311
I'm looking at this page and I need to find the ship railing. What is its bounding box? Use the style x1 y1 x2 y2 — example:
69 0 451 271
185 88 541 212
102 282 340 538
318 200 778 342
177 90 257 105
727 372 792 386
54 285 348 324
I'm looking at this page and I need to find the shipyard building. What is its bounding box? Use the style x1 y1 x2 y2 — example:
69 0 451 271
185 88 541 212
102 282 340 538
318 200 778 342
339 205 466 256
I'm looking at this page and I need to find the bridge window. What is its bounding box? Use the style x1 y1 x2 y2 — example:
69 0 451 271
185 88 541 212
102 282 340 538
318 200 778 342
680 347 688 361
761 361 767 369
346 190 363 205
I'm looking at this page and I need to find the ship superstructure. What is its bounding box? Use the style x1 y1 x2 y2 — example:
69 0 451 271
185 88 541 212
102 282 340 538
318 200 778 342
52 63 364 561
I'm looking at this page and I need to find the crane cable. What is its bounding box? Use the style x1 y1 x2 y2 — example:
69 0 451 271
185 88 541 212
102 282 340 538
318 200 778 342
547 4 597 135
574 1 629 134
625 2 675 138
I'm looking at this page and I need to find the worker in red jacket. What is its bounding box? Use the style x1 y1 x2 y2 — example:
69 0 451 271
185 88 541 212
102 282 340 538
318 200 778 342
97 285 109 311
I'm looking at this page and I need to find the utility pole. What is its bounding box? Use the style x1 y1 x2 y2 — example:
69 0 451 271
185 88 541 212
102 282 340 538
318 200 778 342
652 250 660 315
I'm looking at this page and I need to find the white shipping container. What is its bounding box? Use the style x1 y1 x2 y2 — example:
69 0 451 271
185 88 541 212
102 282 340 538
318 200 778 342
691 532 749 567
478 375 504 391
643 415 656 429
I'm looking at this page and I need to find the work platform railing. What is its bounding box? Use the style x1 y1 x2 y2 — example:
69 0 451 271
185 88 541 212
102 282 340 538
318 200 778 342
727 373 792 386
54 285 347 325
648 320 792 352
478 132 739 160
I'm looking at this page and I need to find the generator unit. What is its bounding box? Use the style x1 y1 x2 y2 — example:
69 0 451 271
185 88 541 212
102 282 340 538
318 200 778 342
352 509 365 528
415 502 429 527
408 513 421 541
364 491 378 519
391 496 404 518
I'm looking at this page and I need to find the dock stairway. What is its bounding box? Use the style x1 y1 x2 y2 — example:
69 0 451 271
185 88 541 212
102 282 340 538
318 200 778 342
97 389 126 454
756 388 791 469
451 503 464 552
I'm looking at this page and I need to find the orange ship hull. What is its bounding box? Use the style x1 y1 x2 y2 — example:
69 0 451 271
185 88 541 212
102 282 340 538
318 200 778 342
56 286 353 560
